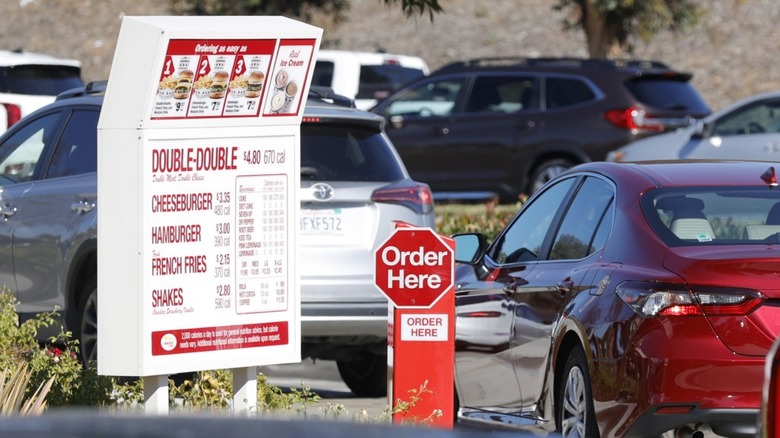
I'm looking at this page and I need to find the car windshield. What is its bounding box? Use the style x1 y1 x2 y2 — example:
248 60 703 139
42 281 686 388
642 186 780 245
0 65 83 95
300 123 405 182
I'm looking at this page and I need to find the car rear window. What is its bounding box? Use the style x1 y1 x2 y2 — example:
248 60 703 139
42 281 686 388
0 65 83 96
625 77 710 114
300 123 405 182
356 64 426 101
642 187 780 245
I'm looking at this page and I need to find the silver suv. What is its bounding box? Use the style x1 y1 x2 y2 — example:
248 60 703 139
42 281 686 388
4 83 433 397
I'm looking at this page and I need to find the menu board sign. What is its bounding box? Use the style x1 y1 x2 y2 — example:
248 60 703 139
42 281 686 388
97 16 321 377
145 137 294 358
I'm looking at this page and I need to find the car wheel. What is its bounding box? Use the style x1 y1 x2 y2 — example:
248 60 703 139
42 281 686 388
557 346 599 437
336 352 387 397
529 158 575 195
77 276 98 366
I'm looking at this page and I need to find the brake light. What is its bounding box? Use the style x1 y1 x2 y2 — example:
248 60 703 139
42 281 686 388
615 281 765 317
371 182 433 215
301 116 321 123
604 107 665 133
3 103 21 128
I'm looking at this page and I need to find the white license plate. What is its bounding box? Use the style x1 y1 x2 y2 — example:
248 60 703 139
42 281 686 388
300 209 344 235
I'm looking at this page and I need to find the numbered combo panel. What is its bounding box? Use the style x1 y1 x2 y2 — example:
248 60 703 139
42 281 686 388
151 38 315 120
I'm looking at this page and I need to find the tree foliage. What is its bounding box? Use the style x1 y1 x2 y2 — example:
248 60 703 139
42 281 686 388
168 0 443 22
554 0 701 58
167 0 698 59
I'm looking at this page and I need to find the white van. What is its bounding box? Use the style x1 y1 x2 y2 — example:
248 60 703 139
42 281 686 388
312 50 429 110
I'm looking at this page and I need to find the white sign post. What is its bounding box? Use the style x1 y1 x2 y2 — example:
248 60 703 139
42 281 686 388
97 16 322 413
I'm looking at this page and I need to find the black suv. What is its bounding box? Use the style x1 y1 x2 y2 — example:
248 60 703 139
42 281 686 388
370 57 711 203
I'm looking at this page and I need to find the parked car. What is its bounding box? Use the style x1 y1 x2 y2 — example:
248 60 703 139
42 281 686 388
3 82 432 397
312 49 429 110
607 90 780 162
370 57 711 203
0 49 83 132
452 160 780 437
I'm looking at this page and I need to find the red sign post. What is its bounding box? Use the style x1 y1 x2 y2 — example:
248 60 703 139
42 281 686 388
374 224 455 428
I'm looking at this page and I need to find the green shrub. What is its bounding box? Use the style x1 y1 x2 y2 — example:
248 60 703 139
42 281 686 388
435 201 522 240
0 290 114 409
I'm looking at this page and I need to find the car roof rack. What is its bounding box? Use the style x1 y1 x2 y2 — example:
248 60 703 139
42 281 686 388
308 85 355 108
436 56 671 73
56 80 107 101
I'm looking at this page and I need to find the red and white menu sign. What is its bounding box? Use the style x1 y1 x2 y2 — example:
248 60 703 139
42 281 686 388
144 136 295 357
151 38 316 120
98 15 321 377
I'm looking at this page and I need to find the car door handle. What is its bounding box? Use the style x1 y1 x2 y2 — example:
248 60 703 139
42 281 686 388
0 203 16 218
557 280 574 295
71 199 95 214
516 120 537 131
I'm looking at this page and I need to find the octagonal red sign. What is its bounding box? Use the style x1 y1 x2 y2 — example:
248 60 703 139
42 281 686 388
374 226 454 308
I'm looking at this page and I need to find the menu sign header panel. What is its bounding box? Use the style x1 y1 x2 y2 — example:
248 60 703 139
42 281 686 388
98 16 322 131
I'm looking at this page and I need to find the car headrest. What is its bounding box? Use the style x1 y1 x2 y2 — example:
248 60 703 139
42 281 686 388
656 196 705 212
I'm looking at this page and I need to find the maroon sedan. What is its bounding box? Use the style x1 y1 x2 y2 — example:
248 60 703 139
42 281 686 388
453 160 780 437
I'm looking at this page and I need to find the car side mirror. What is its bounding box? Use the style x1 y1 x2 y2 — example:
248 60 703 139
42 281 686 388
691 120 711 139
453 233 488 265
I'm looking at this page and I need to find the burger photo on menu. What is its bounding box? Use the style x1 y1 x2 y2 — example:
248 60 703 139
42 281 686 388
173 70 194 99
209 71 229 99
245 71 265 98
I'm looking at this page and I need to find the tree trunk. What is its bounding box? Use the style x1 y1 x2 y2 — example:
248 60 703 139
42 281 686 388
576 0 626 59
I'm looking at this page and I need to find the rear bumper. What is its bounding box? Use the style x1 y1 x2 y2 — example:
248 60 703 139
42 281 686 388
301 302 388 337
623 407 758 438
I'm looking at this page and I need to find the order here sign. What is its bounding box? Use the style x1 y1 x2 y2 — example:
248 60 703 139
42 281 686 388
376 225 456 428
374 227 454 309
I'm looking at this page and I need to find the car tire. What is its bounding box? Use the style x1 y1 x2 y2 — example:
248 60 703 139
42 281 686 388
336 352 387 397
557 346 599 437
77 276 98 366
529 158 576 195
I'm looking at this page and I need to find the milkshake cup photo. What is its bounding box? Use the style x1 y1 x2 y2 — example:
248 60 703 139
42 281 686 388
282 80 297 112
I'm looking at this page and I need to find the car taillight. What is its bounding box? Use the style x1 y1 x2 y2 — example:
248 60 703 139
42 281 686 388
604 107 665 133
2 103 21 128
762 337 780 437
615 281 765 317
371 181 433 215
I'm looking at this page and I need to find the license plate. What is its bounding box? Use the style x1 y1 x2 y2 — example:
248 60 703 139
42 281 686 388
300 209 344 235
